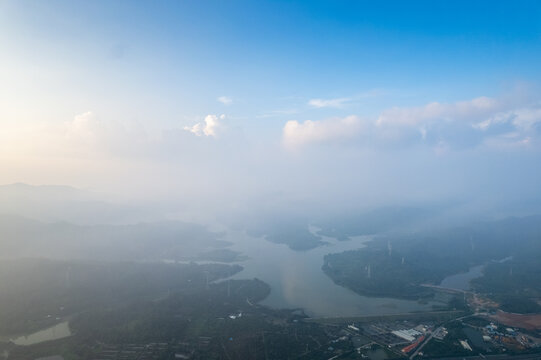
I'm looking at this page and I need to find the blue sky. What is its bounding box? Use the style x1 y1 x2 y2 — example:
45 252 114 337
3 0 540 125
1 1 541 214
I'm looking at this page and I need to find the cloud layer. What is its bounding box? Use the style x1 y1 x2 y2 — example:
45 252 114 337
2 90 541 222
284 95 541 151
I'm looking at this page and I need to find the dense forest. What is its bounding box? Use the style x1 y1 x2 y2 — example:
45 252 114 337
0 259 336 360
323 215 541 307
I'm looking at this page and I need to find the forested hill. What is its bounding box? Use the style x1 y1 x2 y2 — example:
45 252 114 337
323 215 541 307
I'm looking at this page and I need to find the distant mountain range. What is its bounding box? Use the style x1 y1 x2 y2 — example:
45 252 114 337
0 214 230 261
0 183 163 225
0 183 237 262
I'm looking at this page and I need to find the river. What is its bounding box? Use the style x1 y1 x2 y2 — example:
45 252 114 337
438 264 484 291
11 321 71 346
222 229 444 317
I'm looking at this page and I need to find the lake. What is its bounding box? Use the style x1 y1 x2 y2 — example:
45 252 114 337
223 229 444 317
439 265 484 291
11 321 71 346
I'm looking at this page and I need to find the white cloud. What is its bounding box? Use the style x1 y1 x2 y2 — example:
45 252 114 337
217 96 233 105
470 106 541 133
256 109 299 119
285 95 541 150
307 90 387 109
184 114 225 137
65 111 100 143
308 97 350 108
511 108 541 130
283 115 363 148
472 111 513 131
376 96 499 127
373 96 541 149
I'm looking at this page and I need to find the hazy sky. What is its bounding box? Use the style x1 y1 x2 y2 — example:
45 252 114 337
1 1 541 216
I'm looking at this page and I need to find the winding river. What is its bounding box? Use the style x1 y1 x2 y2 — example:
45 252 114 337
223 229 445 317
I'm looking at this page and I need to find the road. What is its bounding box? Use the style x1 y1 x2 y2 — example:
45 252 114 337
410 326 440 359
411 313 483 359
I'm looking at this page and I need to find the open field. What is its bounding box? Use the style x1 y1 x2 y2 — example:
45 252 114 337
305 310 466 325
490 310 541 331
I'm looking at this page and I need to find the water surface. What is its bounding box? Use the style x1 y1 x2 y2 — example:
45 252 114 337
224 230 444 317
439 265 484 291
11 321 71 346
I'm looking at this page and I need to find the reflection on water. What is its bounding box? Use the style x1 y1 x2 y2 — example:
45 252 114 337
439 265 484 291
224 229 443 317
439 256 512 291
11 321 71 346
